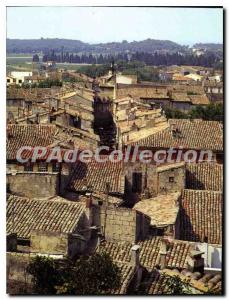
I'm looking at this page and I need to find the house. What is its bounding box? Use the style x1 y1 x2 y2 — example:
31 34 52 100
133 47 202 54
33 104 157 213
159 71 175 82
6 194 92 256
6 124 75 197
130 119 223 163
7 71 33 86
133 192 180 237
124 161 185 201
185 73 203 82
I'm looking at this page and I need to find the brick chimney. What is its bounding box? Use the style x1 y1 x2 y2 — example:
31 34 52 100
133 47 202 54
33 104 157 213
159 239 167 269
187 250 205 273
131 245 140 267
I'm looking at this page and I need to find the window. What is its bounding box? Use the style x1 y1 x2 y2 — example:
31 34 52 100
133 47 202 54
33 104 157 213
38 162 48 172
18 79 22 83
52 162 60 173
7 79 10 83
132 172 142 193
24 163 33 172
169 176 174 183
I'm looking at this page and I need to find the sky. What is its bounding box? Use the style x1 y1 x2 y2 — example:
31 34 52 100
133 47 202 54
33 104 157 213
6 7 223 45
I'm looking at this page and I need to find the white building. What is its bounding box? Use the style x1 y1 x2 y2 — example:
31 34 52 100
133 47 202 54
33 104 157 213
6 71 33 86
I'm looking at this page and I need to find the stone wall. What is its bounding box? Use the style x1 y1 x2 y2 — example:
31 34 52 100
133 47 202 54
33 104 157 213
124 161 185 198
30 231 68 255
30 212 91 257
157 166 185 194
7 252 33 285
100 207 150 243
7 172 59 198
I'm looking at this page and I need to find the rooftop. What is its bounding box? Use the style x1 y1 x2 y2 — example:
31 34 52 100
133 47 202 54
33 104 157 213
186 162 223 191
68 158 125 195
7 195 86 239
132 119 223 151
7 124 57 160
179 189 222 245
97 236 192 270
133 192 180 227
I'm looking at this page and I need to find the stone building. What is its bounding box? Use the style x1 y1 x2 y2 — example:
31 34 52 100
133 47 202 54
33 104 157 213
7 194 92 257
133 192 180 238
124 161 185 200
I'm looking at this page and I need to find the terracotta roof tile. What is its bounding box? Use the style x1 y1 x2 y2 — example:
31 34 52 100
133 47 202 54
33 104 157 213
68 158 125 194
7 195 86 239
133 119 223 151
7 124 57 160
98 237 192 270
112 263 135 294
186 162 223 191
146 269 222 294
179 189 222 244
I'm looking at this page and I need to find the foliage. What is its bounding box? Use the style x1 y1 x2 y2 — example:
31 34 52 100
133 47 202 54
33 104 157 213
40 49 221 68
21 79 62 88
164 103 223 122
76 60 159 82
160 274 192 295
77 64 110 78
26 256 61 295
27 253 121 295
164 106 189 119
189 102 223 121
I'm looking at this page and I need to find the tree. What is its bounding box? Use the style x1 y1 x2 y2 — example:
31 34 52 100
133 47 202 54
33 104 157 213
32 54 39 63
27 256 61 295
27 253 121 295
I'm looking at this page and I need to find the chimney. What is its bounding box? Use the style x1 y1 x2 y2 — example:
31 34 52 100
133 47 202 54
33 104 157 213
85 192 93 226
159 239 167 269
187 250 205 274
131 245 140 267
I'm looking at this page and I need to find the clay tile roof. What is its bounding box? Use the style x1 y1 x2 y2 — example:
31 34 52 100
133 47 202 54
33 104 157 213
68 158 125 194
146 269 222 294
97 237 192 270
134 119 223 151
189 94 210 105
179 189 222 244
117 87 169 99
7 124 57 160
112 263 135 294
171 92 191 102
7 195 86 239
186 162 223 191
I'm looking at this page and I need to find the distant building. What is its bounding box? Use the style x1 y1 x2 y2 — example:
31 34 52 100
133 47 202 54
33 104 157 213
7 71 32 86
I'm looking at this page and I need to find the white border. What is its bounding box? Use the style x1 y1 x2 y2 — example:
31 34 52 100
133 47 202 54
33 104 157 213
0 1 227 299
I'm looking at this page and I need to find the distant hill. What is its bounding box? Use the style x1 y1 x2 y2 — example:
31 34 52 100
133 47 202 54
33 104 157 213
6 38 186 54
193 43 223 51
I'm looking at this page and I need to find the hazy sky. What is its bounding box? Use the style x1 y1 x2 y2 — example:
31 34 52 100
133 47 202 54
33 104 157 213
7 7 223 45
